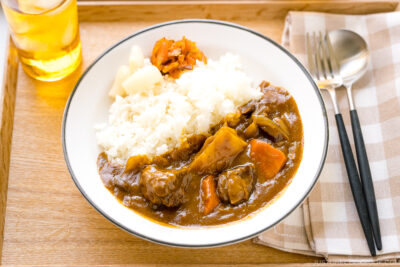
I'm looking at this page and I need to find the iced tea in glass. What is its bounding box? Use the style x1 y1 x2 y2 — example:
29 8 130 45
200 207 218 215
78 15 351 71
1 0 81 81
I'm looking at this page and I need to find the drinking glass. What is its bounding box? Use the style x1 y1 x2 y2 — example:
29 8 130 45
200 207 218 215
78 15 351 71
1 0 81 81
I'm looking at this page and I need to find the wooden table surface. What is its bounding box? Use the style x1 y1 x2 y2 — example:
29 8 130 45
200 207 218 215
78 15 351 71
0 1 399 266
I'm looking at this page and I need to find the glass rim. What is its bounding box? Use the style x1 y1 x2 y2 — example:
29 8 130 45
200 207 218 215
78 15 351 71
1 0 70 15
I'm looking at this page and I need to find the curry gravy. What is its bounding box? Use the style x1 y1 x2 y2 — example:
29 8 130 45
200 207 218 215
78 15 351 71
98 82 303 227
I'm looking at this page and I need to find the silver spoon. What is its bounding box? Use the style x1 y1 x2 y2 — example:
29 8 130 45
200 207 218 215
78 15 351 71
329 29 382 250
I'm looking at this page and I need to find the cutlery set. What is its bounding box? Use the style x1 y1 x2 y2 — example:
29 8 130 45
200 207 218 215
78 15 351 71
306 30 381 256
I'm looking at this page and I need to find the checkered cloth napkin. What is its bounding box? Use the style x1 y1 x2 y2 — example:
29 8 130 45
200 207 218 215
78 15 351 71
254 11 400 263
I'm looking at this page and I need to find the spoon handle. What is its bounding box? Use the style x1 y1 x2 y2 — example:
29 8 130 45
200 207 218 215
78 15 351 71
350 109 382 250
335 113 376 256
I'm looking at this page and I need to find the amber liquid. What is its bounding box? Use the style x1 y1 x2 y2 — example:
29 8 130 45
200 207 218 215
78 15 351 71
2 0 81 81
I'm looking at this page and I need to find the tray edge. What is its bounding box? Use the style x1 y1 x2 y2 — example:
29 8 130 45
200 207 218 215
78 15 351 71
1 0 399 265
0 39 18 263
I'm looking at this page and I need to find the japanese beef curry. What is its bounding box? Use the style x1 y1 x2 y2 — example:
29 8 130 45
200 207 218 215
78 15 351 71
98 82 303 227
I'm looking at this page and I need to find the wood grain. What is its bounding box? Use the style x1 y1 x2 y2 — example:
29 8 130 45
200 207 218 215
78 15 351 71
1 1 399 265
0 40 18 263
77 1 399 22
2 264 400 267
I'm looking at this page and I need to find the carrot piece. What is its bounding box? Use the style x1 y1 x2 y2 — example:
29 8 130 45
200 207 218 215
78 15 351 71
201 175 220 215
250 139 287 181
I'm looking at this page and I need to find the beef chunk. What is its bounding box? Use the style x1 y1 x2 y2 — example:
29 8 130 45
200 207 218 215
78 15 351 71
140 165 185 207
239 100 256 115
217 164 255 205
153 134 206 168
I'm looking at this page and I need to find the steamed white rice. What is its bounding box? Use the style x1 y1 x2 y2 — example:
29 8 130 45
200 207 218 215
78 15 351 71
96 53 262 165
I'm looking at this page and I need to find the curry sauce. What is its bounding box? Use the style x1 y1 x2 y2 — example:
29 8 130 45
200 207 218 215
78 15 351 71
98 82 303 227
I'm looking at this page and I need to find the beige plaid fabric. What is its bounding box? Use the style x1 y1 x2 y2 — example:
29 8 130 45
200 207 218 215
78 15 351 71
254 11 400 263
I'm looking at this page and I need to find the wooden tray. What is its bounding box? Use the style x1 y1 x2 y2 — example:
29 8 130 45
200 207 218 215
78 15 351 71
1 1 399 265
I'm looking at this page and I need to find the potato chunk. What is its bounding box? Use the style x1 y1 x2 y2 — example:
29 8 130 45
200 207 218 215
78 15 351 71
190 127 248 174
129 45 144 72
109 65 130 98
122 65 162 95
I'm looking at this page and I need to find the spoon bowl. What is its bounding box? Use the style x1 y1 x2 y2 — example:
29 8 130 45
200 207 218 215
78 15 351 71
328 30 369 85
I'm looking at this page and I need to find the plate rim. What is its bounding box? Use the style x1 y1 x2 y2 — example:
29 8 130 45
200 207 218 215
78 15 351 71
61 18 329 248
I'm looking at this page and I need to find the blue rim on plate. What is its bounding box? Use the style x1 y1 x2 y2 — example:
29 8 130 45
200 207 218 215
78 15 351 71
62 19 329 248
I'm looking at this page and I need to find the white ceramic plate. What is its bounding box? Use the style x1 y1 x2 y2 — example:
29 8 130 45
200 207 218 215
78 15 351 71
62 19 328 247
